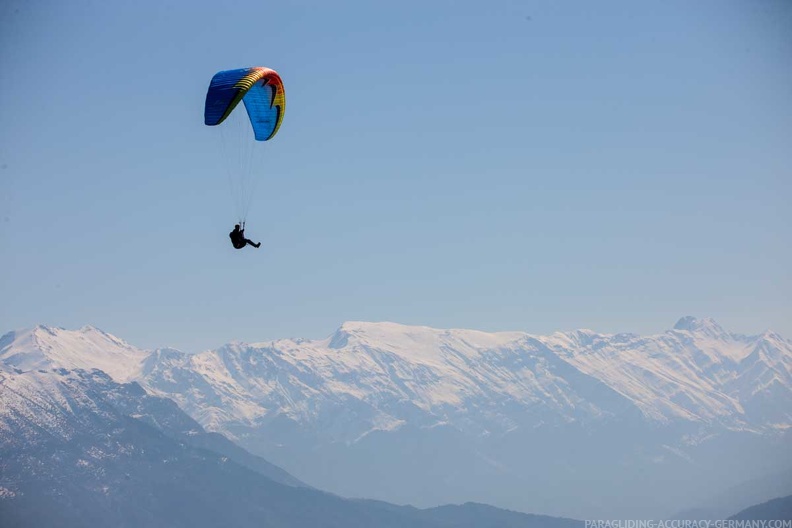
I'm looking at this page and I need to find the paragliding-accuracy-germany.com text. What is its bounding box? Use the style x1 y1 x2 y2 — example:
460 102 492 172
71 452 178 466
586 521 792 528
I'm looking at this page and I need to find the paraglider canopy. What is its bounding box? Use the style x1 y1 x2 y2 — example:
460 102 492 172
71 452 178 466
204 67 286 141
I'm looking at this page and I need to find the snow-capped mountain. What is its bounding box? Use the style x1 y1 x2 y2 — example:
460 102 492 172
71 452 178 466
5 318 788 437
2 317 790 519
0 325 148 382
545 317 792 427
0 362 303 488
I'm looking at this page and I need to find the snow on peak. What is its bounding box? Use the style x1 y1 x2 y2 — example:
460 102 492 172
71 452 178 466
325 321 525 363
758 329 787 345
0 325 149 382
673 316 727 336
668 316 752 363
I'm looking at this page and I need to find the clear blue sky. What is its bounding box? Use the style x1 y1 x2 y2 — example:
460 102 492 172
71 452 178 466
1 0 790 352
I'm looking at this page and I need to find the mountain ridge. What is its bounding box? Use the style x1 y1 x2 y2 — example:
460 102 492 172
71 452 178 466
4 316 787 432
2 317 791 518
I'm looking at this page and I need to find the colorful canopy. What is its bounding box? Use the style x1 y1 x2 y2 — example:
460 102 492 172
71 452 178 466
204 67 286 141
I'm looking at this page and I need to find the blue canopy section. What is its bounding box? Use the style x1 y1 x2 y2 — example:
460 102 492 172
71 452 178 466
204 68 248 127
242 83 279 141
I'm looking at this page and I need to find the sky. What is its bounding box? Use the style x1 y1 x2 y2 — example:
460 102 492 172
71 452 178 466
1 0 790 352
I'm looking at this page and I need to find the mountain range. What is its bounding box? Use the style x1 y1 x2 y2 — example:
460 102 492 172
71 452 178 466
1 316 790 519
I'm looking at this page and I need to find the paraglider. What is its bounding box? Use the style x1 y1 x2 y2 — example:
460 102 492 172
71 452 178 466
204 67 285 249
229 222 260 250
